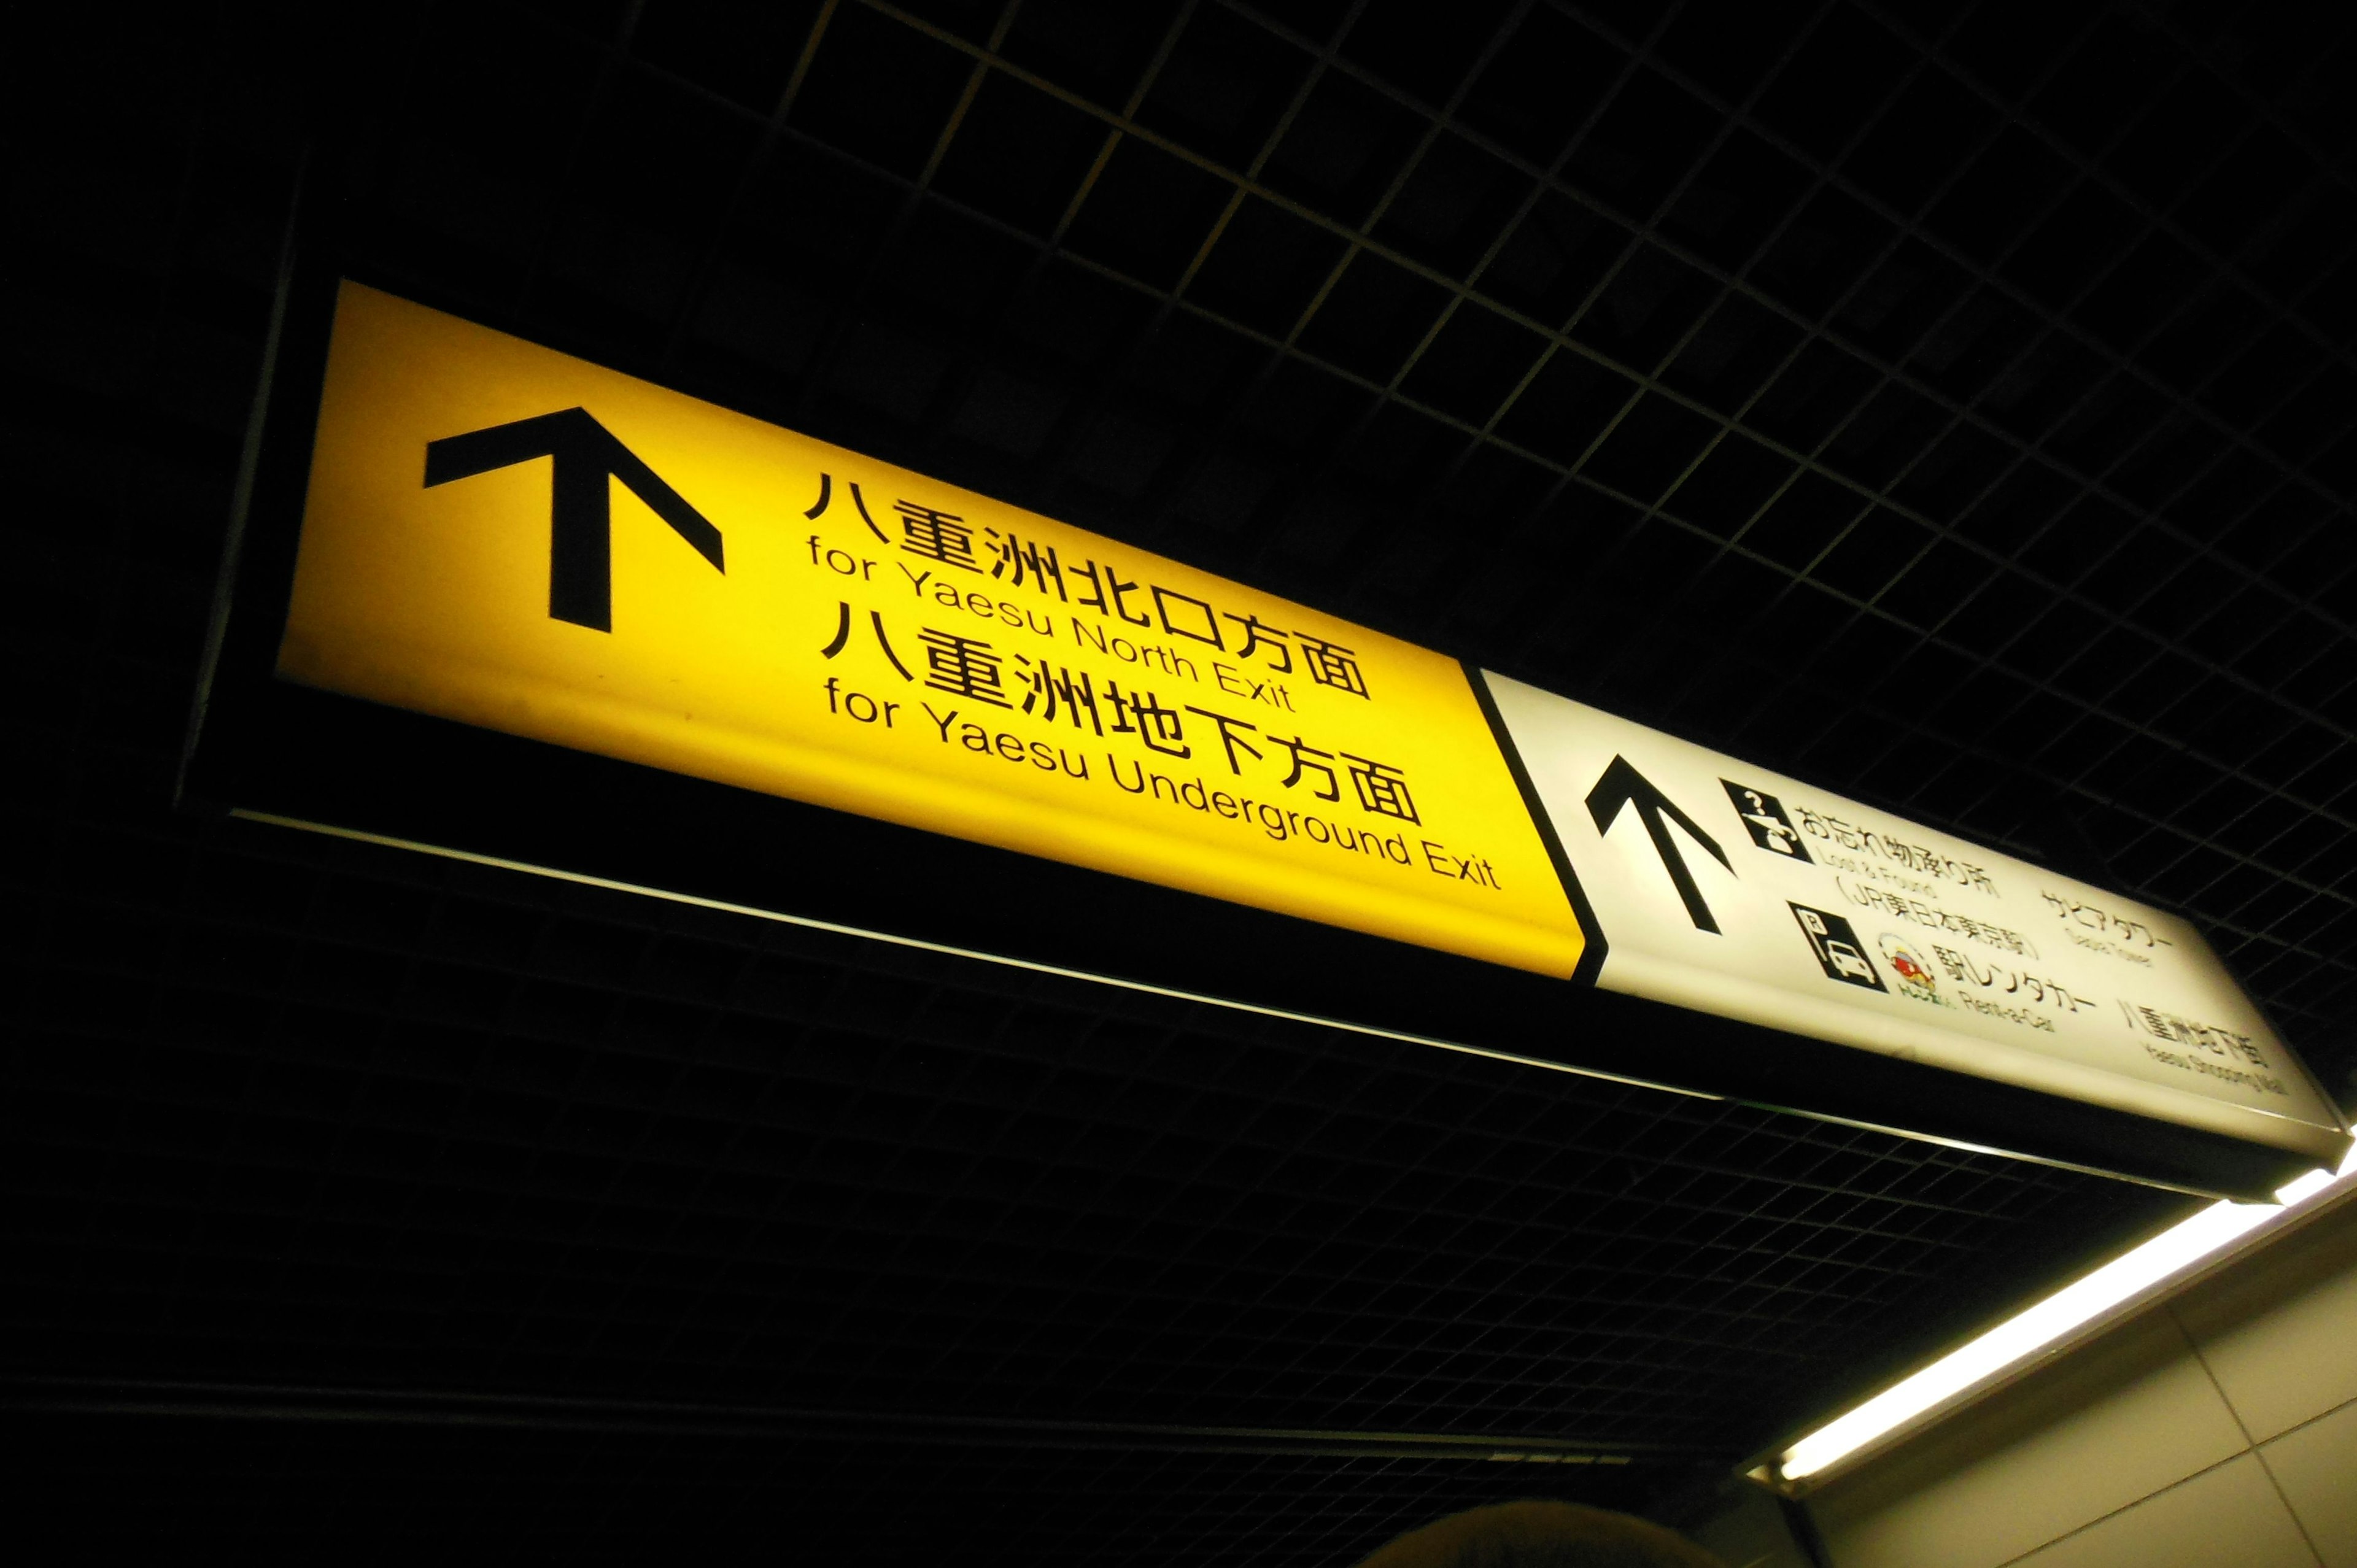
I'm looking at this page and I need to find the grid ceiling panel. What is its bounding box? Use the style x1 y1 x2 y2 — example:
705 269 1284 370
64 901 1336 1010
7 0 2355 1559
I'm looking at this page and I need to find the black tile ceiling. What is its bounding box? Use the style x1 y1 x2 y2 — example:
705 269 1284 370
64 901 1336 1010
7 1 2355 1559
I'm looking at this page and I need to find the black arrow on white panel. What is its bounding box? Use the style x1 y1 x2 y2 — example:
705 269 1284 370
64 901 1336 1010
1586 755 1732 933
424 407 724 632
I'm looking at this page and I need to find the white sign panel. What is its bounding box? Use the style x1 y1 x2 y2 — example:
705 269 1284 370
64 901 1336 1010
1484 675 2348 1164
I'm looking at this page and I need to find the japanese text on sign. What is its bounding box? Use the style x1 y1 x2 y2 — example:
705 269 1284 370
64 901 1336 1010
274 284 1587 978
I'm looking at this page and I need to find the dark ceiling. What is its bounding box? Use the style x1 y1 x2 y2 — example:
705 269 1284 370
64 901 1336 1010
7 0 2354 1560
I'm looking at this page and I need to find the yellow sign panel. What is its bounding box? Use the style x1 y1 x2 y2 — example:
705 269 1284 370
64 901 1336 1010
280 282 1587 977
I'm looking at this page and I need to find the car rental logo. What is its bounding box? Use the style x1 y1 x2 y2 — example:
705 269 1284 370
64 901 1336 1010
1878 934 1946 1006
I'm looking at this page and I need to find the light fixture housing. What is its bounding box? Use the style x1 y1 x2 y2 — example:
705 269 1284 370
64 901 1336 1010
1759 1138 2357 1492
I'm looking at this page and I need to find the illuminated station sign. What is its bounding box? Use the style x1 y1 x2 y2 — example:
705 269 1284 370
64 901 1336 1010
282 284 1587 983
190 279 2349 1194
1484 681 2346 1167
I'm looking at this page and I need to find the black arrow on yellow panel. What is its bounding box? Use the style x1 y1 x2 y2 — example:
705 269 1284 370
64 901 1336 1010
424 407 724 632
1586 755 1733 933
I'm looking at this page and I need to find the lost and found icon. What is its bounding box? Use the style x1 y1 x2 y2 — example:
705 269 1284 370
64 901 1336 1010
1723 780 1811 863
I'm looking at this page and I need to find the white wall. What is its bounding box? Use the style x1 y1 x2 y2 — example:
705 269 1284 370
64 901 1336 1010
1802 1186 2357 1568
1674 1472 1817 1568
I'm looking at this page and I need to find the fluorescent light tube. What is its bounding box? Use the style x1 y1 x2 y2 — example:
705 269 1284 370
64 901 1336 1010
1775 1140 2357 1485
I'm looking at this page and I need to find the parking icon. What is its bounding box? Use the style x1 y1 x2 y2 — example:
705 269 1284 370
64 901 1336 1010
1790 903 1886 991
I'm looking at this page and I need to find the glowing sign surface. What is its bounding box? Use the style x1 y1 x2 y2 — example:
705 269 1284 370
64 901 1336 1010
279 284 1589 978
1484 676 2348 1163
